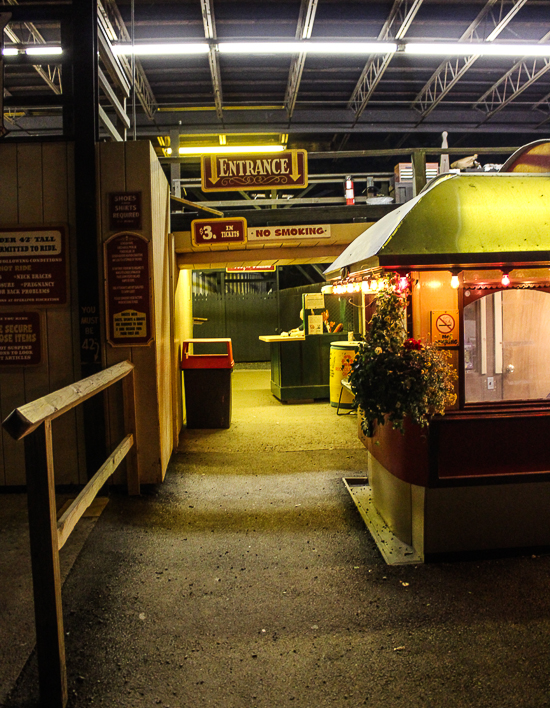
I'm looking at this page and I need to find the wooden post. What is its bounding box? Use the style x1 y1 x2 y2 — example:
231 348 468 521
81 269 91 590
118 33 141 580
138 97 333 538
412 150 426 196
24 420 68 708
123 368 140 495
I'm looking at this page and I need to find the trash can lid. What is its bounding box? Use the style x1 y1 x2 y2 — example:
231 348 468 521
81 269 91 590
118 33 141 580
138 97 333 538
330 341 361 349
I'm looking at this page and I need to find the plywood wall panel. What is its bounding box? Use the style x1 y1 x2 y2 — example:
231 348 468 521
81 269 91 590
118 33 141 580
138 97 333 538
40 144 81 483
0 142 84 486
98 141 132 463
16 144 44 223
98 141 173 485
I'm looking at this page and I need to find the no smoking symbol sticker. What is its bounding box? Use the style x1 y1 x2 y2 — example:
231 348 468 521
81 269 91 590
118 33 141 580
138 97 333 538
436 313 455 334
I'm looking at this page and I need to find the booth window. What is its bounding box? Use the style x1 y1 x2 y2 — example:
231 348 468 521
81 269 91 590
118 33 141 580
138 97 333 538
464 289 550 403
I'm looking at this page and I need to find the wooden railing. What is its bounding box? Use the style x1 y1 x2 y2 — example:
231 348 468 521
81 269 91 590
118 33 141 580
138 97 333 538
2 360 139 708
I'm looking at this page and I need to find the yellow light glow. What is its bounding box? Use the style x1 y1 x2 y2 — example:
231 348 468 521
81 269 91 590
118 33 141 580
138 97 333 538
450 275 460 289
361 281 370 294
178 145 286 155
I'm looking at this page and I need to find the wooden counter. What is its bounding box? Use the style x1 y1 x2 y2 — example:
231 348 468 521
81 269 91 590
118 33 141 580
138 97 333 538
259 332 348 402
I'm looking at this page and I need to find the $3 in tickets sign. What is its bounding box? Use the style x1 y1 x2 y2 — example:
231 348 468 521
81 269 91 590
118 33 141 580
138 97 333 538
191 217 247 247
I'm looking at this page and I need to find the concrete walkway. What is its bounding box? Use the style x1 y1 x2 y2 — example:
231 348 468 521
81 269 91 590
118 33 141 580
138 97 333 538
5 369 550 707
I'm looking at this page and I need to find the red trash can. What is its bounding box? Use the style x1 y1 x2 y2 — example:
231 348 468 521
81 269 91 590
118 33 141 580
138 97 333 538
181 338 234 429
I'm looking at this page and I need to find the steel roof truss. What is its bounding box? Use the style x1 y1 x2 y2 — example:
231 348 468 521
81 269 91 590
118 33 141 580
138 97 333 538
348 0 423 119
200 0 223 120
412 0 528 119
284 0 318 118
473 30 550 120
4 19 62 95
98 0 157 120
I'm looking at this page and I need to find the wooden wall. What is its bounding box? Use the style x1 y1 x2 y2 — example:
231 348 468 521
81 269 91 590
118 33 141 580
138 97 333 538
0 142 86 486
98 141 175 484
174 269 193 430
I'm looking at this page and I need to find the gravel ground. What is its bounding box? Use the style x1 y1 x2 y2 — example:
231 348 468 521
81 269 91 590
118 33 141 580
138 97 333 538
5 370 550 707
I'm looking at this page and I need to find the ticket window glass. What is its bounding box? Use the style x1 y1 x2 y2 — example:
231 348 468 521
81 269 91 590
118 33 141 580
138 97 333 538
464 290 550 403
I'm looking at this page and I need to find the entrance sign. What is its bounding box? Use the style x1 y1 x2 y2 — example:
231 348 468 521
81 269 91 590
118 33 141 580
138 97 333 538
0 227 67 305
191 217 247 247
109 192 142 231
104 232 153 347
248 224 331 242
431 310 459 347
0 312 41 365
201 150 308 192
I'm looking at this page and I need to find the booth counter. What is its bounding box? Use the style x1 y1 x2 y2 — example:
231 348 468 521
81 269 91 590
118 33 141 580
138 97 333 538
259 332 348 402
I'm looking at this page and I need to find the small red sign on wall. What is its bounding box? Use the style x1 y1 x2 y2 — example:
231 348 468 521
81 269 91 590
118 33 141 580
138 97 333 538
191 217 247 247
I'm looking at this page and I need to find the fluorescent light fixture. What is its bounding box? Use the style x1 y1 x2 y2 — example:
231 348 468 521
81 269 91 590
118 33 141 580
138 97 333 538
111 40 550 59
2 47 19 56
25 46 63 56
113 43 209 56
178 145 286 155
218 41 396 54
404 42 550 57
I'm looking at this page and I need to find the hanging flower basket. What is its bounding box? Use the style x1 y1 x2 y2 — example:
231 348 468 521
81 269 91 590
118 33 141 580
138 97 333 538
349 273 457 437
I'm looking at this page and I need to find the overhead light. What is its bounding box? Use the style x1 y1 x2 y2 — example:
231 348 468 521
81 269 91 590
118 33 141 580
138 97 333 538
111 40 550 58
113 43 209 56
218 41 397 54
2 47 19 56
178 145 286 155
403 42 550 57
25 46 63 56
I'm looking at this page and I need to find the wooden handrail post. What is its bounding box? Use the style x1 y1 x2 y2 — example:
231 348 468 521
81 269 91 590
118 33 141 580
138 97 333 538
24 420 68 708
123 367 140 496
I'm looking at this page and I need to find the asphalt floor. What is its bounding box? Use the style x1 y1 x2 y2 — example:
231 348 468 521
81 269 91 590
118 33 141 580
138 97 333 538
3 368 550 707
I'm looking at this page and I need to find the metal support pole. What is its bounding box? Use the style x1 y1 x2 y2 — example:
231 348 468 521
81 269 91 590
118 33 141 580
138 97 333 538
72 0 106 475
412 151 426 196
170 128 181 196
25 421 68 708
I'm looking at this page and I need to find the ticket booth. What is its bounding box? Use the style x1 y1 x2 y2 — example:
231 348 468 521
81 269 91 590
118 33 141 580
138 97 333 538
259 292 355 402
325 165 550 560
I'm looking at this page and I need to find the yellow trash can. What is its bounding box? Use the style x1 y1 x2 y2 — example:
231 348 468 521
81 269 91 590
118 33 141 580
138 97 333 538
329 341 360 408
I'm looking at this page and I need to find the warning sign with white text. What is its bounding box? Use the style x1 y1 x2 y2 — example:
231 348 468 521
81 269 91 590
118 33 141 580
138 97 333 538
0 228 67 305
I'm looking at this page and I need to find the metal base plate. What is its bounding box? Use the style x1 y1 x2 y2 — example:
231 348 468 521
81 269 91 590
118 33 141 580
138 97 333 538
343 477 422 565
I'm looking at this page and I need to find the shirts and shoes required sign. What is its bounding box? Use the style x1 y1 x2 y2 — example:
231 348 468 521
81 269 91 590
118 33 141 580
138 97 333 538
201 150 307 192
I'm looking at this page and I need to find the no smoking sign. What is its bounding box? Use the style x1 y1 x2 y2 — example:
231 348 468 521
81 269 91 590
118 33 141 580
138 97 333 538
431 310 459 346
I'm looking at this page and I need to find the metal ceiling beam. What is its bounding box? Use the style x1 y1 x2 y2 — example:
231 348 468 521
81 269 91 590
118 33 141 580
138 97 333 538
98 0 157 120
472 30 550 121
3 0 62 95
412 0 528 120
200 0 223 121
348 0 424 120
284 0 318 118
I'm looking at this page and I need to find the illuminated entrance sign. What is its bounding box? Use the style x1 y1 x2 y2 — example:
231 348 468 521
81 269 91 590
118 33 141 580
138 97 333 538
191 217 247 246
201 150 308 192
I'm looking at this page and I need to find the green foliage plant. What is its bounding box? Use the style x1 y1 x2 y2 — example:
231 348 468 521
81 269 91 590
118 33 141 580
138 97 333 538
349 273 457 437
